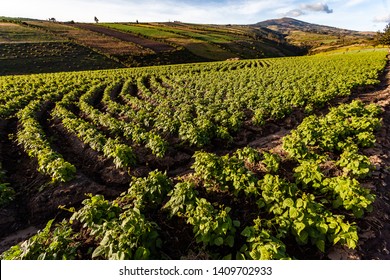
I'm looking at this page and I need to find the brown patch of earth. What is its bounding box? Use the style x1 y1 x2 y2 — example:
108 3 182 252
29 21 149 57
74 23 176 53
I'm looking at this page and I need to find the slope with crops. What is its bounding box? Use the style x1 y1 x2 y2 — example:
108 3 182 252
0 50 388 259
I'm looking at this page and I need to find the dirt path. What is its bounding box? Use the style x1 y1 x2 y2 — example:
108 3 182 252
351 66 390 260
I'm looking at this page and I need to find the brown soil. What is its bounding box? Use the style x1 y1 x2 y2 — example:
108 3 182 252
73 23 176 53
29 21 149 56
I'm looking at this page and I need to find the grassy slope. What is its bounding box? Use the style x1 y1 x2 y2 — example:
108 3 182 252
0 22 60 43
101 23 237 60
0 17 377 74
0 22 126 75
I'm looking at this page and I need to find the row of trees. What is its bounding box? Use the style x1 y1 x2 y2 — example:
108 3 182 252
377 23 390 45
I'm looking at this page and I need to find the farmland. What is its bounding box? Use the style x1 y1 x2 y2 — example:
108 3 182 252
0 17 377 75
0 42 124 75
23 20 309 66
0 49 389 259
0 22 59 43
0 21 126 75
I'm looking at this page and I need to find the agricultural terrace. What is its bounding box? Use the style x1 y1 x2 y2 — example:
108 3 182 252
0 42 124 76
27 21 150 57
0 22 59 43
101 23 238 60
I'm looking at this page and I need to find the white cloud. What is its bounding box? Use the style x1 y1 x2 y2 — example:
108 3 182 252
374 14 390 23
284 9 306 17
301 3 333 14
281 2 334 18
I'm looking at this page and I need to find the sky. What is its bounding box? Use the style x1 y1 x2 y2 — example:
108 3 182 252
2 0 390 31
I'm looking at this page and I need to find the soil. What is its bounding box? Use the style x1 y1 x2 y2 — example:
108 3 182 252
0 59 390 259
73 23 176 53
31 21 149 57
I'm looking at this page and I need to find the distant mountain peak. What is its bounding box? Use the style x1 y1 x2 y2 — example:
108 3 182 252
253 17 360 35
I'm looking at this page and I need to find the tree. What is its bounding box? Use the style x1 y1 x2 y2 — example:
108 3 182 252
94 16 99 24
377 22 390 45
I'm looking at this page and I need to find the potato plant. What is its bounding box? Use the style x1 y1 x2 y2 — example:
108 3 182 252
0 51 386 260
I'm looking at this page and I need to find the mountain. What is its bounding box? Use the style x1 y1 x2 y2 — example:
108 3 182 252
254 17 370 36
253 17 375 52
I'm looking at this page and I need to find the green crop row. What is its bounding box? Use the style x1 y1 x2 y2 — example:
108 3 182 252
1 100 381 260
0 50 386 196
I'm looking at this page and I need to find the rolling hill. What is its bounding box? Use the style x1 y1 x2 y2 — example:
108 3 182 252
255 17 375 53
0 16 377 75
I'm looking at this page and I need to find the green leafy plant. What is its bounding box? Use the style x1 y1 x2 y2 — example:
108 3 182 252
122 171 172 210
186 198 240 248
192 151 258 196
240 218 289 260
91 207 161 260
163 181 198 218
336 144 373 178
293 159 324 189
322 177 375 218
1 219 79 260
261 151 281 173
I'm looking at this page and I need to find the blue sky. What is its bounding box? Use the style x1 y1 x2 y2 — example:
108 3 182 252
2 0 390 31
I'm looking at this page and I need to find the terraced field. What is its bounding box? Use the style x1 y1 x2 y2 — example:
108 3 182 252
0 22 126 75
27 21 149 57
101 23 237 60
0 42 124 75
0 22 59 43
74 23 176 53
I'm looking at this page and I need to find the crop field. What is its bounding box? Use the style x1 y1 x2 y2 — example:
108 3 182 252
101 23 237 61
140 23 239 43
0 22 59 43
26 21 208 66
0 42 124 75
73 23 176 53
0 22 127 75
0 50 389 260
26 21 151 57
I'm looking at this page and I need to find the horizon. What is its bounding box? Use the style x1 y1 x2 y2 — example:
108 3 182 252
1 1 390 32
0 16 379 34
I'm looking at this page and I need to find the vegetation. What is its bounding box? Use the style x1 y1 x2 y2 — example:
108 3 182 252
0 17 378 73
0 21 59 42
1 100 381 260
0 50 387 259
377 22 390 45
0 42 124 76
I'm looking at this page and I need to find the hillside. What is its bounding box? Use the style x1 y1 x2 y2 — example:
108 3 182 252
0 17 305 75
0 16 377 75
255 17 375 53
28 20 304 64
255 17 366 35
